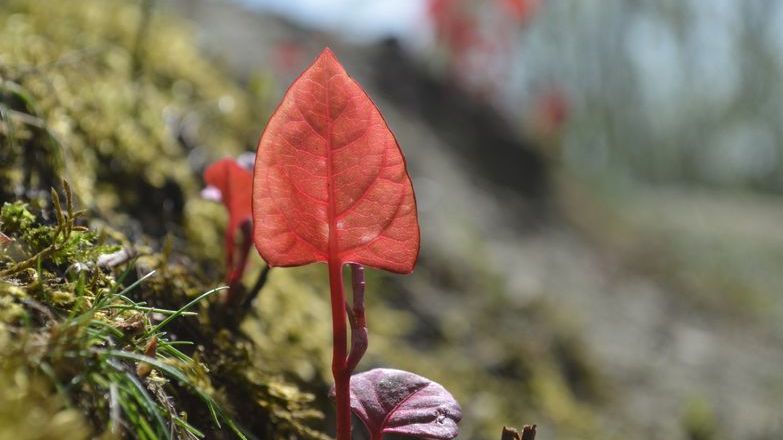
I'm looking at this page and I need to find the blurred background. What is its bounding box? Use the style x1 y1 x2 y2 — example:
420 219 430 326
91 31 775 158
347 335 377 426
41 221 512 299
3 0 783 439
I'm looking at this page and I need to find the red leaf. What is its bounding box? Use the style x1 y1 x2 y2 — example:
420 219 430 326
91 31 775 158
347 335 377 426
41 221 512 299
334 368 462 440
252 48 419 274
500 0 540 23
427 0 481 56
203 158 253 283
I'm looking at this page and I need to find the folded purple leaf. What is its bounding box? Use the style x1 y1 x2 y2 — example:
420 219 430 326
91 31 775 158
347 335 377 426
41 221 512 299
336 368 462 440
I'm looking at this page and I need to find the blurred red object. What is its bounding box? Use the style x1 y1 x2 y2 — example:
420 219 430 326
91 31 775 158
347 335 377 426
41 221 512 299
500 0 541 24
537 89 569 133
427 0 482 56
202 157 253 293
273 40 306 74
427 0 543 96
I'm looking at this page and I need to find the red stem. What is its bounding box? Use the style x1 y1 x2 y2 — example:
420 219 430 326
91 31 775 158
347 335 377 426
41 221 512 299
346 264 367 373
226 220 253 304
329 258 351 440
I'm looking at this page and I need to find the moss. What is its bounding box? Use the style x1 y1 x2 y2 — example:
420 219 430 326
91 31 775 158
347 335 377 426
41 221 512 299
0 0 331 438
0 0 265 255
0 292 26 323
681 397 719 440
0 188 331 439
0 201 36 233
0 355 91 440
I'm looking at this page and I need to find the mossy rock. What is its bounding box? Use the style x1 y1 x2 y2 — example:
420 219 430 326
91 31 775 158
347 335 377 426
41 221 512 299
0 0 616 439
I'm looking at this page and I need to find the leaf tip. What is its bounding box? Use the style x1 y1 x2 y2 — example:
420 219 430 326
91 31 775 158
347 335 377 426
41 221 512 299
316 46 343 69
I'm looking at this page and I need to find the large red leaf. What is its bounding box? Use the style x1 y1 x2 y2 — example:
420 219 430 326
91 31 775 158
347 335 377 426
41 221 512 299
252 48 419 273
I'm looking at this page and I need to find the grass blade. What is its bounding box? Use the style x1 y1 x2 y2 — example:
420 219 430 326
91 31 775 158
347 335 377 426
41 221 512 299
148 286 227 335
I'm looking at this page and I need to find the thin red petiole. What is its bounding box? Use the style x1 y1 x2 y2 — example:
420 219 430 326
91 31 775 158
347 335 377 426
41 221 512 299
346 263 367 373
328 258 351 440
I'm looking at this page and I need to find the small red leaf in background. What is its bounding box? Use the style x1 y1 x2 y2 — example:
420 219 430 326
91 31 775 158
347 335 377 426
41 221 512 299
427 0 482 59
501 0 541 23
252 48 419 274
203 158 253 283
273 40 307 74
333 368 462 440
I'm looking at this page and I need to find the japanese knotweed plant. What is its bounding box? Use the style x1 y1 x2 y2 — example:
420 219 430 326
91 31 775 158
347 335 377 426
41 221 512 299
251 48 461 440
